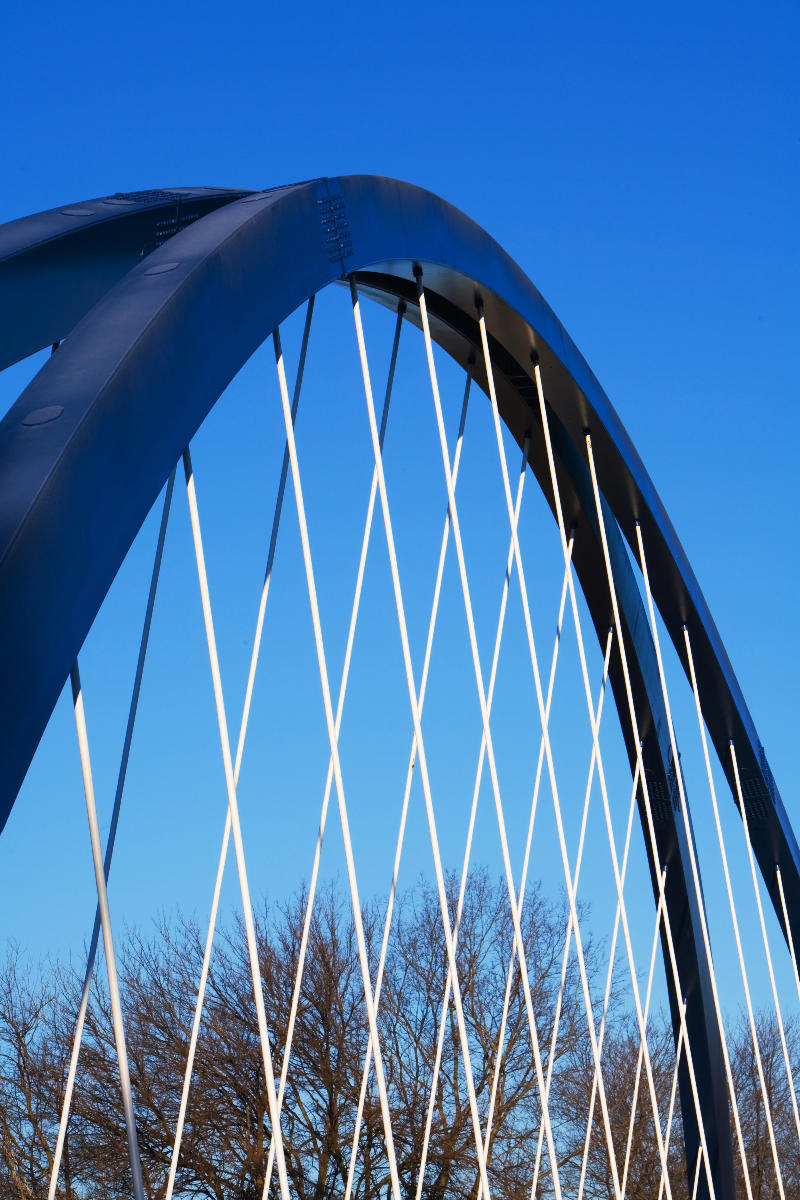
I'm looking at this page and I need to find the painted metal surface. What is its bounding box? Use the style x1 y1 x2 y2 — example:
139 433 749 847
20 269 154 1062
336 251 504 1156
0 186 251 370
0 174 793 1195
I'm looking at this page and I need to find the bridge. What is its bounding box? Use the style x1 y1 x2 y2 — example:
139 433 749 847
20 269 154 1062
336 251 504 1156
0 178 796 1199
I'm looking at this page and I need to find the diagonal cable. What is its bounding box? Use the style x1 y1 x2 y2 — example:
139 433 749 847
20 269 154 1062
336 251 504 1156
727 737 800 1150
343 362 474 1200
69 661 146 1200
584 430 730 1200
476 309 628 1198
48 469 175 1200
621 866 670 1197
412 276 565 1199
350 277 496 1199
484 534 577 1186
262 304 407 1200
532 342 719 1197
524 349 680 1196
776 867 800 1009
414 435 533 1200
680 622 787 1191
183 446 292 1200
165 300 315 1200
273 321 404 1200
529 630 613 1199
575 758 642 1200
632 518 757 1199
657 1001 688 1200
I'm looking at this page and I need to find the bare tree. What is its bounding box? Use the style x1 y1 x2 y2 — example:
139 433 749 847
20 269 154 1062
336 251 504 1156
728 1010 800 1200
563 1013 689 1200
2 874 797 1200
0 948 66 1199
379 871 597 1200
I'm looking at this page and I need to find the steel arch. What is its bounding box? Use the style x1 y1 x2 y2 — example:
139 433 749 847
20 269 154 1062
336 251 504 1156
0 175 794 1197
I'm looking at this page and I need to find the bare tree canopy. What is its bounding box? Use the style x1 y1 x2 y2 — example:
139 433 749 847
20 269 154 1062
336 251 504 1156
0 872 797 1200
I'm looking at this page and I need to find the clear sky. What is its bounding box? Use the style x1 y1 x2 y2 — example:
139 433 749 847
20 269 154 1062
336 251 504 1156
0 0 797 1027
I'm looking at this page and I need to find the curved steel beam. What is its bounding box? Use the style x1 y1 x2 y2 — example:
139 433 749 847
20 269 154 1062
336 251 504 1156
0 184 251 370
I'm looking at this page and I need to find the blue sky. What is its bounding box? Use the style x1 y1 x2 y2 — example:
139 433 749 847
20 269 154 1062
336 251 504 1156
0 0 797 1024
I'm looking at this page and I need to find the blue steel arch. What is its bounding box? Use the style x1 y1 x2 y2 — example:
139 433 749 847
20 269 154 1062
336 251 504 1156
0 175 794 1197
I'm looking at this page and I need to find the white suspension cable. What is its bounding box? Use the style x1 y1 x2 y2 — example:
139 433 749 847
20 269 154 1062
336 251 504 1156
621 868 669 1198
266 305 407 1200
679 620 787 1192
413 278 562 1200
632 518 755 1199
350 277 495 1199
183 447 292 1200
345 362 473 1200
273 321 404 1200
576 758 642 1200
529 356 677 1195
776 867 800 1008
486 535 576 1192
584 432 720 1200
657 1001 687 1200
691 1147 704 1200
49 469 175 1200
70 661 146 1200
414 436 532 1200
530 630 613 1200
236 296 315 786
166 300 315 1200
728 738 800 1148
482 535 579 1200
478 312 633 1200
